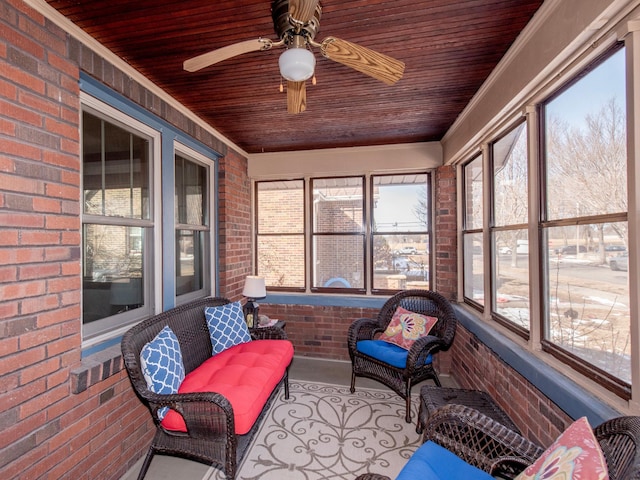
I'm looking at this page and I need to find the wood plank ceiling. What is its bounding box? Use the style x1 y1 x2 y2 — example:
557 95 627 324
46 0 544 154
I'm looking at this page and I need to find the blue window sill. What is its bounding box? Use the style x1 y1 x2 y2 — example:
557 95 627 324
453 305 621 426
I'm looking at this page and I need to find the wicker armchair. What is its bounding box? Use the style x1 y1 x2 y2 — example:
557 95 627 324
424 404 640 479
347 289 457 422
121 297 289 480
355 407 640 479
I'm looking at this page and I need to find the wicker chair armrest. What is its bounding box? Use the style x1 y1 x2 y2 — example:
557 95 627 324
354 475 391 480
147 391 235 438
250 326 288 340
405 334 445 372
347 318 383 351
424 404 544 477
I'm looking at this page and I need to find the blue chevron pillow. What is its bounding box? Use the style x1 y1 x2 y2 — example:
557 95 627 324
140 325 185 420
204 301 252 355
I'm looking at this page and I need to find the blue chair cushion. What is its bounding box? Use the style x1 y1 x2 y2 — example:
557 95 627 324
397 441 494 480
356 339 433 369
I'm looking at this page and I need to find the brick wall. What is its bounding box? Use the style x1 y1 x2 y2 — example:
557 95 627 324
0 1 248 478
450 325 571 447
218 148 252 300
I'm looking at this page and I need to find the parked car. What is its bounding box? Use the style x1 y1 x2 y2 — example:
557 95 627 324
397 246 419 255
556 245 587 255
609 252 628 271
498 246 512 254
605 245 626 252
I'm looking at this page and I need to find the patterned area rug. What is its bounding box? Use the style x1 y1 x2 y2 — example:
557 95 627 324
208 381 421 480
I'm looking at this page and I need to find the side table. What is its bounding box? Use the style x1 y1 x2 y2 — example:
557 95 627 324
416 385 519 435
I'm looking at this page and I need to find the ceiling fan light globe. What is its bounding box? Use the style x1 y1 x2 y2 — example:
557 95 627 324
279 48 315 81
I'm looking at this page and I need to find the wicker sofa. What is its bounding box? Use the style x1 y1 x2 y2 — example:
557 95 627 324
356 405 640 479
121 297 293 480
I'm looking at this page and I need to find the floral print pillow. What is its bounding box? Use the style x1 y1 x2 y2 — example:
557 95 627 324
515 416 609 480
379 306 438 350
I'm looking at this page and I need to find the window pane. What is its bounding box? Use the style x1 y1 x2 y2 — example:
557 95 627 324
373 174 429 232
175 155 206 226
256 181 305 289
463 233 484 304
545 223 630 383
545 49 626 220
313 235 364 289
82 111 150 219
464 156 483 230
83 224 144 322
373 233 429 290
176 230 205 296
313 177 364 233
493 123 528 226
258 181 304 234
493 230 529 329
258 235 305 288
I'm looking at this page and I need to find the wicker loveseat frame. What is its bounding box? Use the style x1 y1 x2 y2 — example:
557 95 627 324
355 405 640 479
121 297 290 480
424 404 640 479
347 289 457 422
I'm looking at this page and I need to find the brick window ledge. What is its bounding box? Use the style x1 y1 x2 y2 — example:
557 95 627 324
70 344 125 394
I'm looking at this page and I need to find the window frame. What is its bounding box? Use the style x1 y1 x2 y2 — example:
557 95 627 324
488 119 531 337
538 43 630 399
173 144 212 305
254 172 433 295
80 95 160 345
461 153 484 310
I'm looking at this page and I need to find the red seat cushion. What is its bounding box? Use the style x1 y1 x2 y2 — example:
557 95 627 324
160 339 294 435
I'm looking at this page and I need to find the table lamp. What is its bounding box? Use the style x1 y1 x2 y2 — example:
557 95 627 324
242 276 266 328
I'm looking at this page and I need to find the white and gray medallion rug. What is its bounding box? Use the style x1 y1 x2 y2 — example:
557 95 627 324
211 381 421 480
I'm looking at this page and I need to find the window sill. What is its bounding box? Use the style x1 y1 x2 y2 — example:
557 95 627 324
453 305 622 425
70 344 124 394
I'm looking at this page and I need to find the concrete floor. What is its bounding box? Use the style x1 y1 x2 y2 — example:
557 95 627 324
120 356 457 480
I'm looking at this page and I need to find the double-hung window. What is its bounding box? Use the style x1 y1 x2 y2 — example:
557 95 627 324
462 155 484 306
541 46 629 396
490 122 530 332
81 107 156 341
174 150 210 302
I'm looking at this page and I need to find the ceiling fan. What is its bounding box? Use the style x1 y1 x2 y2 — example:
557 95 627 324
183 0 405 114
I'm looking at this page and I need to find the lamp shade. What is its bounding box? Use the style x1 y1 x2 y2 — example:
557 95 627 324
242 276 266 299
278 47 315 81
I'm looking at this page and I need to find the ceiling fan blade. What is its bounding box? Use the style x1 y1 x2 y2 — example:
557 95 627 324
184 39 273 72
287 80 307 114
289 0 320 25
320 37 405 86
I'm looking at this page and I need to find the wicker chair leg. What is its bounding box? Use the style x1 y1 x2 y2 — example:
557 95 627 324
432 371 442 387
136 447 155 480
350 371 356 393
404 379 413 423
284 370 290 399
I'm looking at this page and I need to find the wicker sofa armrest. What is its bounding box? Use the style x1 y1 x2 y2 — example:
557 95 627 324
424 403 544 478
147 391 235 438
354 474 391 480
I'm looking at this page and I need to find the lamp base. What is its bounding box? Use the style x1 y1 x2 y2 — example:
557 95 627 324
243 300 260 328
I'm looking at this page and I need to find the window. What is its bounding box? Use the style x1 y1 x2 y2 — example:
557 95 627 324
462 155 484 306
81 108 155 340
311 177 365 291
491 122 530 332
255 173 432 294
541 46 629 395
175 151 210 301
372 174 430 292
256 180 305 289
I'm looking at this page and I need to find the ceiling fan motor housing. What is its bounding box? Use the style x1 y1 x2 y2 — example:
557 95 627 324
272 0 322 44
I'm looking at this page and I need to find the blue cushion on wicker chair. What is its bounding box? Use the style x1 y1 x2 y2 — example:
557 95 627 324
397 441 493 480
356 340 433 369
